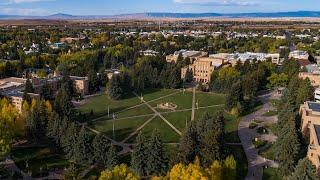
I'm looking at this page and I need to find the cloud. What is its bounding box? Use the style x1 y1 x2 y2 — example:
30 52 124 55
1 7 48 15
173 0 258 6
5 0 54 4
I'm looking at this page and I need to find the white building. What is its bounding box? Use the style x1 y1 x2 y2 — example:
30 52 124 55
289 50 309 60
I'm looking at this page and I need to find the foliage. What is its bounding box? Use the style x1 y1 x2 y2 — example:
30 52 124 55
99 164 140 180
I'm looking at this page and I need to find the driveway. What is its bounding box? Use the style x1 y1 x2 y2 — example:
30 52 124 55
238 92 279 180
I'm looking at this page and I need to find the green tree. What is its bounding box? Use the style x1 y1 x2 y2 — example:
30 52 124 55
63 163 80 180
131 132 148 176
74 127 93 164
106 145 118 169
179 122 199 164
93 134 109 167
146 129 168 176
107 74 123 100
288 158 317 180
54 85 73 118
25 78 34 93
184 68 193 83
88 70 100 94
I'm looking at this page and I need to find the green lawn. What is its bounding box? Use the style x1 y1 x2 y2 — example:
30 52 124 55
141 89 180 102
163 111 192 132
149 91 193 111
90 115 153 141
79 94 142 119
138 117 182 143
82 89 238 144
263 167 281 180
11 147 68 178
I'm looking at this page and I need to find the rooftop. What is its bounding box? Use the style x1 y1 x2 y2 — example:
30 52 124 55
308 102 320 112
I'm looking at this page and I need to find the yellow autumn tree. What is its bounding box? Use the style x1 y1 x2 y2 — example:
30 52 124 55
166 157 208 180
99 164 140 180
0 98 19 155
205 160 222 180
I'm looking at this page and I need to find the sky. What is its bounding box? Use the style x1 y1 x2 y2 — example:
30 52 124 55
0 0 319 16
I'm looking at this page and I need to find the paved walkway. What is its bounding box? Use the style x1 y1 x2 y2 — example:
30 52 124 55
238 92 279 180
133 92 182 136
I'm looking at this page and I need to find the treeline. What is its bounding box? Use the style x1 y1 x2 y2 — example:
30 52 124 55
209 60 275 115
269 59 316 178
106 56 181 100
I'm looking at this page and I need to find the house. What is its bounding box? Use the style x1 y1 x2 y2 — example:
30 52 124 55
289 50 309 60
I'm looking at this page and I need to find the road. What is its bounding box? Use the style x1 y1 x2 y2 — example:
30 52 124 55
238 92 279 180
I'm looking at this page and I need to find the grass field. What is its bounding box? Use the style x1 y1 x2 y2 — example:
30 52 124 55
79 88 240 143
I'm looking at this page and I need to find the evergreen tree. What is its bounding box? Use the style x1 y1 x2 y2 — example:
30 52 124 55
276 117 300 177
63 163 80 180
107 74 123 100
179 122 199 164
288 158 317 180
225 80 243 113
63 122 78 160
60 74 75 97
92 134 110 167
146 129 168 176
40 81 54 100
184 68 193 83
88 70 100 94
25 78 34 93
106 145 118 169
131 131 148 176
74 127 93 164
54 85 74 118
199 111 225 166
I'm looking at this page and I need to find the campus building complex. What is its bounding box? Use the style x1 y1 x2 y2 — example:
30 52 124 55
300 101 320 174
181 57 224 83
0 75 89 112
166 50 208 63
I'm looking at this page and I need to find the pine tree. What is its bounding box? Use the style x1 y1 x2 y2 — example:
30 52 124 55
63 163 80 180
131 131 148 176
40 81 54 100
184 68 193 83
107 75 123 100
179 122 199 164
146 129 168 176
276 117 300 177
88 70 99 94
63 122 78 160
288 158 317 180
92 134 110 167
198 111 225 166
25 78 34 93
74 127 93 164
54 85 74 118
106 145 118 169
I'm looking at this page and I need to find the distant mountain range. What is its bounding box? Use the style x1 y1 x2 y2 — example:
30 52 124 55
1 11 320 20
